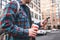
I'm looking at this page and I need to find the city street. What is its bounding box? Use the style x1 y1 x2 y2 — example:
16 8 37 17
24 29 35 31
36 30 60 40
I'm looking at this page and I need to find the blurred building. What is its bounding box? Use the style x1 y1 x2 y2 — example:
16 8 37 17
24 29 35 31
0 0 42 23
56 0 60 26
40 0 57 29
50 0 57 29
0 0 2 16
27 0 42 23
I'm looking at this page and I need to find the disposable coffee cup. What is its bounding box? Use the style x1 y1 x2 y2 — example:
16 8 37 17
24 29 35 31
32 24 39 28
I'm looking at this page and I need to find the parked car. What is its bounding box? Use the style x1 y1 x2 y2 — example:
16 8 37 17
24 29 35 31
46 30 51 33
52 29 58 31
37 29 47 35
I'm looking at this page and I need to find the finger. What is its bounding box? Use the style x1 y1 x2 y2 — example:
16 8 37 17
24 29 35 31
32 32 36 35
33 28 38 31
32 35 36 38
33 28 38 30
33 30 37 33
31 24 39 28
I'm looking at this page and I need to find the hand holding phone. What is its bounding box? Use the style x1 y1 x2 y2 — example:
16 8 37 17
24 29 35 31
46 17 50 21
42 17 50 24
41 17 50 27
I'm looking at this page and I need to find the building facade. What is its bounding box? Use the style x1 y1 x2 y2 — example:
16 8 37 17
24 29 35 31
40 0 57 29
28 0 42 23
40 0 52 29
56 0 60 26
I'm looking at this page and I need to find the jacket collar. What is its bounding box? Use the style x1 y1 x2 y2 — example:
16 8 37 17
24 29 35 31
17 0 26 5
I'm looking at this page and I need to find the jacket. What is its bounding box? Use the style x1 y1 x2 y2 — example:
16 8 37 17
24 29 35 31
1 0 41 40
1 0 31 40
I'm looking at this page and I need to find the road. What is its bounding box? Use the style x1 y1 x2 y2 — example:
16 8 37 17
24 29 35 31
36 30 60 40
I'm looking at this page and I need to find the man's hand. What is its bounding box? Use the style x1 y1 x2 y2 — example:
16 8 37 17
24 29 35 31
41 17 50 27
29 24 39 38
29 28 38 38
41 19 48 27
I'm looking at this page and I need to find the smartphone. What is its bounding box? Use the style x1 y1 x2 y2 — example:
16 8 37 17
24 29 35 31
46 17 50 21
42 17 50 24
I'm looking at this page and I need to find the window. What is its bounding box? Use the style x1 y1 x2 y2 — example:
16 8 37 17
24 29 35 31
31 11 34 18
36 7 38 11
0 11 1 14
52 5 54 7
34 5 37 11
9 0 11 1
35 13 38 19
56 12 59 19
56 15 59 19
0 0 2 8
2 0 7 2
52 0 55 3
39 16 41 20
42 13 44 19
29 2 33 8
38 2 40 7
34 0 37 5
39 9 41 14
0 11 2 17
37 0 40 7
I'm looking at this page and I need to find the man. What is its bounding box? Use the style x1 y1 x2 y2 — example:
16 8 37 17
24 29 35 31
1 0 48 40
